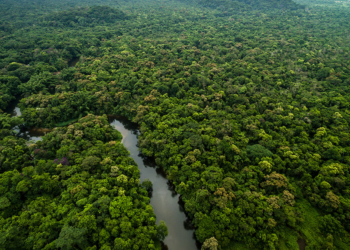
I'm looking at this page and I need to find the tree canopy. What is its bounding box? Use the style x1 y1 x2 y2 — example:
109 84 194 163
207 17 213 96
1 0 350 249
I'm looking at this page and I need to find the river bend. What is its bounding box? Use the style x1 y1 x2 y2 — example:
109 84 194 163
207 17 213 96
7 104 199 250
109 117 200 250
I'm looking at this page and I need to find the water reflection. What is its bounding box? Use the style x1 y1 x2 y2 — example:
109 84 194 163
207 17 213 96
109 117 200 250
11 107 21 117
16 127 47 143
7 103 47 142
5 98 22 117
6 108 200 249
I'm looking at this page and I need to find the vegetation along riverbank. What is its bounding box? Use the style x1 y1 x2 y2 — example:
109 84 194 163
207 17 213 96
1 0 350 249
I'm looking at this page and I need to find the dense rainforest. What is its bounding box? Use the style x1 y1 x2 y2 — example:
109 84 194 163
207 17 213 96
1 0 350 249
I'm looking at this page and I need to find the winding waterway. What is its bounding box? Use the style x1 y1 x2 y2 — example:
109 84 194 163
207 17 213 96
5 55 201 249
5 67 307 250
109 117 200 250
7 102 200 249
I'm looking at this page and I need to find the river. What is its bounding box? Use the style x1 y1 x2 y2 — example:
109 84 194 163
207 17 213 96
7 103 200 250
109 117 200 250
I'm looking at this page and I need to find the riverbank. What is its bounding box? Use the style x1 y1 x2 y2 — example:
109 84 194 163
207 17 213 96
109 117 200 250
6 102 201 250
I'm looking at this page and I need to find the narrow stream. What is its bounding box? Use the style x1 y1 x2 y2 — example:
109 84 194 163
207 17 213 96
109 117 200 250
7 101 200 249
5 62 306 249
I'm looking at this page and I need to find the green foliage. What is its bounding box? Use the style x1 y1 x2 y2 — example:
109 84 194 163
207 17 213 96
0 75 21 111
56 226 88 250
18 71 59 95
42 6 128 28
179 0 304 12
1 0 350 249
156 221 168 241
0 113 23 130
202 237 219 250
141 179 153 192
0 115 164 249
246 144 273 160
